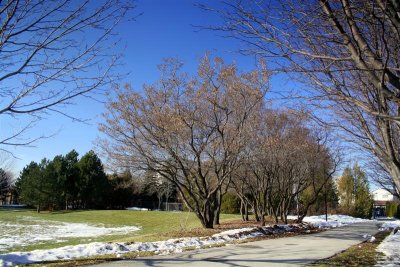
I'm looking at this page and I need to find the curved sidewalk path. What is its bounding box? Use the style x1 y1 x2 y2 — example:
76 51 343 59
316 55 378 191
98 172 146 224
94 221 380 267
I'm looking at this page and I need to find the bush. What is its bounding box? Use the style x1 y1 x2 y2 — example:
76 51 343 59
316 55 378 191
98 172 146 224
397 205 400 219
220 192 240 214
386 202 398 218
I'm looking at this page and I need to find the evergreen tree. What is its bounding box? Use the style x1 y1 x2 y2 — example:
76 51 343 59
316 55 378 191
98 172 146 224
337 167 355 214
353 165 373 218
77 150 110 209
53 150 80 209
15 150 117 210
0 168 11 203
337 164 373 218
16 160 61 212
108 170 138 209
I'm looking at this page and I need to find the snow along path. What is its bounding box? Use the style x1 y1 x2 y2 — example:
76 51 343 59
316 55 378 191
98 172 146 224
0 214 371 266
93 221 380 267
376 219 400 267
287 214 370 228
0 216 141 252
0 224 309 266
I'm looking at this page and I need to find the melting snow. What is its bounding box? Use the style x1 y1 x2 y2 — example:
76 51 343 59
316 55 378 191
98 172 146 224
125 207 149 211
376 219 400 266
0 224 308 266
0 216 141 252
287 214 370 228
379 220 400 231
377 230 400 267
0 214 373 266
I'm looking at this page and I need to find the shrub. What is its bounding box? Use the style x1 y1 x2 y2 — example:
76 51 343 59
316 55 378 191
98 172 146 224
386 202 398 218
220 192 240 214
397 205 400 219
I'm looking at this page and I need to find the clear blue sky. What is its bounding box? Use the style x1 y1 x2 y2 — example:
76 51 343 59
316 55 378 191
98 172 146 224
7 0 296 176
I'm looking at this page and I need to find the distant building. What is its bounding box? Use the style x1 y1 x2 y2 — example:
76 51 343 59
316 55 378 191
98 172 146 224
372 188 398 217
373 188 395 202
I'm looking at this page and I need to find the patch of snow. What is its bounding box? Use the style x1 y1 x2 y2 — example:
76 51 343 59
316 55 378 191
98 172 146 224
126 207 149 211
379 220 400 231
0 224 309 266
376 231 400 267
0 216 141 252
362 234 376 242
213 227 255 237
376 219 400 266
287 215 369 229
2 214 367 266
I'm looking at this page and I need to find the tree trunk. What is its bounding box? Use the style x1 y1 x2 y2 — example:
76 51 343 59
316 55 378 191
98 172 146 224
253 200 260 221
213 207 220 225
203 220 214 228
325 190 328 222
166 195 169 211
203 204 215 229
240 199 249 221
388 164 400 196
281 210 288 224
213 190 222 226
240 200 245 221
260 213 266 226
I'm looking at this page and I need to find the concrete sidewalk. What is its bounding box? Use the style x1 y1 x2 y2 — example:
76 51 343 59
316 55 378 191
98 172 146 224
93 222 380 267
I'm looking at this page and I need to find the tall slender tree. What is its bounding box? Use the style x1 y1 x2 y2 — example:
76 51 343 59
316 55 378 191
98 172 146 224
337 164 373 218
78 150 110 209
0 168 11 204
337 167 356 214
353 165 374 218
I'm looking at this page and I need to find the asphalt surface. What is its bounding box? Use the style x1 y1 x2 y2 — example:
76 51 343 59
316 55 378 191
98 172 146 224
92 221 381 267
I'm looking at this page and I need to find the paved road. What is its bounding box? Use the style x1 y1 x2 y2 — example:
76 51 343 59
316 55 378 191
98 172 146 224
93 222 380 267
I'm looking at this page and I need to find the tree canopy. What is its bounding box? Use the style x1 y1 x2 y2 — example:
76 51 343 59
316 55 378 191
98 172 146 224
16 150 110 211
100 55 337 227
203 0 400 195
100 55 268 228
337 164 373 218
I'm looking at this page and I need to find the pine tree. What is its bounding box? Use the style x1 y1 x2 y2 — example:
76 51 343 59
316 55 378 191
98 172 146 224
0 168 11 203
353 165 373 218
77 150 110 209
16 160 61 212
337 164 373 218
337 167 355 214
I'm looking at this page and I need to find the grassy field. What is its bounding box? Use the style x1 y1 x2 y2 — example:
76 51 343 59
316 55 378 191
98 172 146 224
0 209 241 253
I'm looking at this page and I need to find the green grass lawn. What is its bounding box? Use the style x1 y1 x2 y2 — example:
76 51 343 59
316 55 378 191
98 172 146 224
0 209 241 253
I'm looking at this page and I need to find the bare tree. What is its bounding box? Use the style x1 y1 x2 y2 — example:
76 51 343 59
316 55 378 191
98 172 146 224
231 109 337 224
143 171 175 210
295 132 339 222
100 56 268 228
202 0 400 193
0 0 134 152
